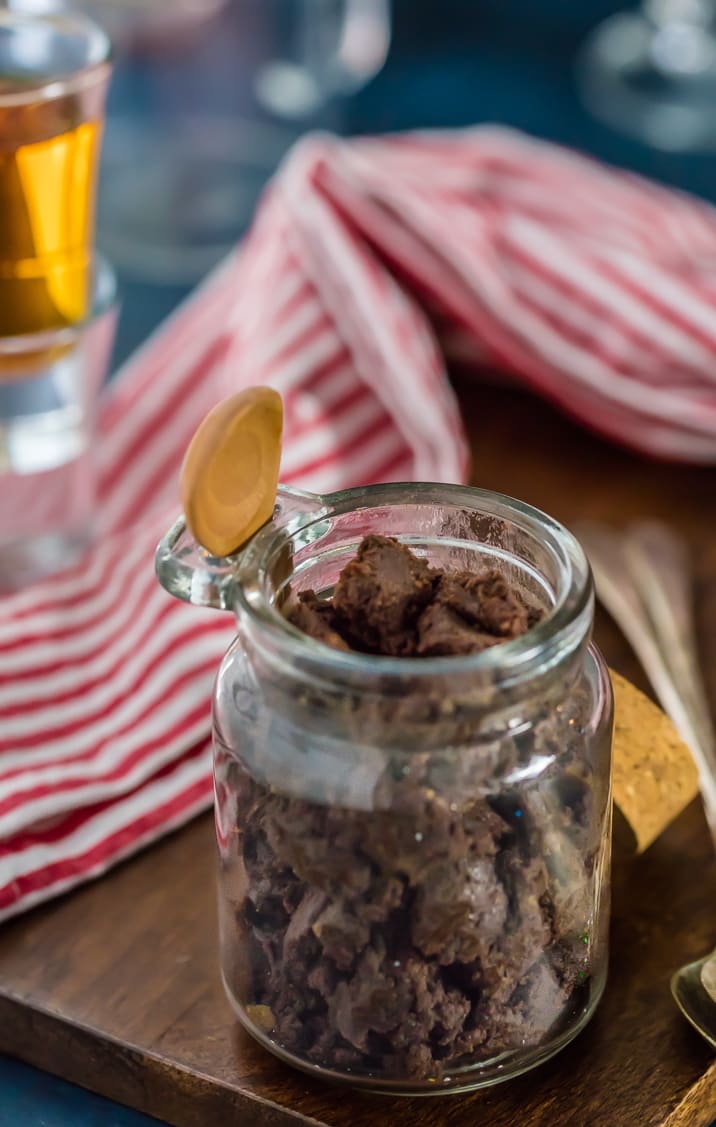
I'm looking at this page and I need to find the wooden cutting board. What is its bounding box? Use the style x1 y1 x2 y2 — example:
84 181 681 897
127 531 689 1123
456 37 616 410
1 383 715 1126
0 801 715 1127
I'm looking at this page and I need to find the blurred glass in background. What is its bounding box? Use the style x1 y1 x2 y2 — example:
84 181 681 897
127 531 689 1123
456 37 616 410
0 8 116 588
82 0 389 287
95 0 390 357
254 0 391 119
579 0 716 150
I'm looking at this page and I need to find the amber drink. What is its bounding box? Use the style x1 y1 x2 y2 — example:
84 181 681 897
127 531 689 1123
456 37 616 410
0 12 114 589
0 11 110 358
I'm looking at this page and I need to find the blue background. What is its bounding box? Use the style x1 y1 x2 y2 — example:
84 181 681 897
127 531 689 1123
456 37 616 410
3 1 716 1123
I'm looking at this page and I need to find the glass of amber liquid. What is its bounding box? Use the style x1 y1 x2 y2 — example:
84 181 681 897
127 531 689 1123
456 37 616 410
0 11 114 589
0 9 110 345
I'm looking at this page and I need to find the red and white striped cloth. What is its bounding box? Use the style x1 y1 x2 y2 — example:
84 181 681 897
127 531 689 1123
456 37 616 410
3 126 716 922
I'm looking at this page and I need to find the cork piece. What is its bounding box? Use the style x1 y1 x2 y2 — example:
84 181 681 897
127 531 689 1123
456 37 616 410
180 387 283 557
611 670 701 854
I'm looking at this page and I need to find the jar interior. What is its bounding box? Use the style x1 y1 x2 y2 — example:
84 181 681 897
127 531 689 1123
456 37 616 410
254 487 586 647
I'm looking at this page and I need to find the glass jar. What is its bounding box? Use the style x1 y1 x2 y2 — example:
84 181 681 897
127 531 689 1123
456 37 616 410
156 483 613 1095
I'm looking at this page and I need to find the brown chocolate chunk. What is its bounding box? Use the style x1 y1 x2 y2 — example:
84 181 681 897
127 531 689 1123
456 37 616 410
436 570 530 637
416 602 501 656
286 538 534 658
286 590 349 651
331 534 437 655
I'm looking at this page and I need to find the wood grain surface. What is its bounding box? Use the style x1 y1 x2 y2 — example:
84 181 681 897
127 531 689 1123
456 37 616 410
1 381 715 1127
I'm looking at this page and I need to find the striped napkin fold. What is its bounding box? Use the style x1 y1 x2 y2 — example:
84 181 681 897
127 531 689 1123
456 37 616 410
3 126 716 923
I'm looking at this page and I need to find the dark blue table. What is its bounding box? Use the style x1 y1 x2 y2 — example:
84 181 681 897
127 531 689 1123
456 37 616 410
4 1 716 1123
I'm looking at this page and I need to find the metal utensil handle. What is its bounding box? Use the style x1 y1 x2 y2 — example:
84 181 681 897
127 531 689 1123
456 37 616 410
576 521 716 845
625 523 716 784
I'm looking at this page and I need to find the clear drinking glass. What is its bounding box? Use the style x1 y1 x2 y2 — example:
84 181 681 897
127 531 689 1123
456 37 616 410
156 483 614 1093
98 116 292 286
0 8 111 340
94 0 390 284
254 0 392 119
578 0 716 150
0 256 118 591
91 0 296 286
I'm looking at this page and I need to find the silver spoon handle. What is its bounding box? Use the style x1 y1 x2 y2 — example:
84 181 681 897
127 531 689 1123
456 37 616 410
625 523 716 776
576 522 716 845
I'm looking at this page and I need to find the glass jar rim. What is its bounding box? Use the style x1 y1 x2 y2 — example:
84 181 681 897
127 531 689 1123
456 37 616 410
0 9 111 108
237 482 593 688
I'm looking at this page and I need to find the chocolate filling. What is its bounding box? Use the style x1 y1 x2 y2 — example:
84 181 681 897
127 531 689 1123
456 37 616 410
231 536 599 1080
